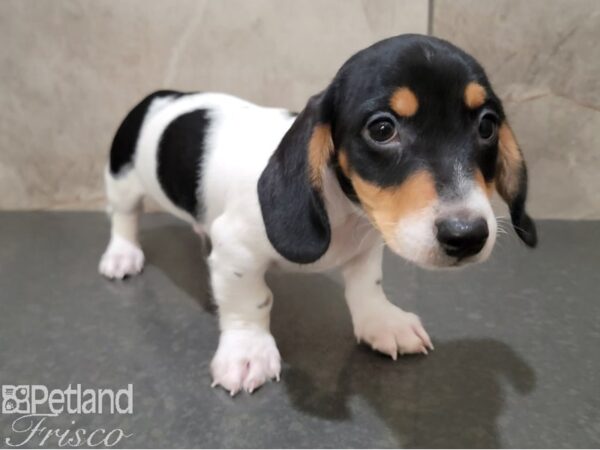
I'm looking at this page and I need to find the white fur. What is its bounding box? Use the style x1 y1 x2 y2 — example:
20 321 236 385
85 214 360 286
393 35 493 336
392 185 497 269
342 243 433 358
99 234 145 279
210 329 281 396
99 92 497 395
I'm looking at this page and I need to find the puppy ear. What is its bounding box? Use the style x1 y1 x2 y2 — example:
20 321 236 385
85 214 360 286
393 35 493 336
258 91 335 263
496 123 538 247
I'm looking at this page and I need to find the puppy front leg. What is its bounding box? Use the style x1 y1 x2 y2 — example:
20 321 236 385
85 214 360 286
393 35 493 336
342 243 434 358
208 220 280 395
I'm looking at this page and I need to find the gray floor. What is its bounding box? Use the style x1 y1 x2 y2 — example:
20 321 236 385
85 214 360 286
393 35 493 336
0 212 599 448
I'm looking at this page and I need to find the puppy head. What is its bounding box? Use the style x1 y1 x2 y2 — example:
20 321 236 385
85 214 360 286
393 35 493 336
258 34 537 267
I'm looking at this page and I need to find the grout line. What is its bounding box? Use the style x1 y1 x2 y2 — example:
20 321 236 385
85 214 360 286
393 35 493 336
427 0 434 35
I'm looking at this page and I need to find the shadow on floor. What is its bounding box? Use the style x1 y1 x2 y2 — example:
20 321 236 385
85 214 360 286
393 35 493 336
282 338 536 448
139 222 537 448
268 271 537 448
141 225 215 313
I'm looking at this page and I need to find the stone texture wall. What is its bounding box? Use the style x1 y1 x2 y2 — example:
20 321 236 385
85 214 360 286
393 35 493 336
0 0 427 210
1 0 598 218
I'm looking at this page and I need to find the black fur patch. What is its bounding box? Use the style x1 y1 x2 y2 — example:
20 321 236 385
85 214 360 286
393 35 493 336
325 34 535 246
259 35 537 262
331 35 501 196
509 164 537 247
259 34 536 260
157 109 210 218
258 93 332 264
333 154 358 203
109 90 184 175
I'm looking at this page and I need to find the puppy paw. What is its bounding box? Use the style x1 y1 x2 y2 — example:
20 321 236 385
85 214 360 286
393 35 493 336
353 304 433 359
99 235 144 279
210 329 281 396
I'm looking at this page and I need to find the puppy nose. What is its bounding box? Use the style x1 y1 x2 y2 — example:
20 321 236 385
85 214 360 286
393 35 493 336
436 216 489 259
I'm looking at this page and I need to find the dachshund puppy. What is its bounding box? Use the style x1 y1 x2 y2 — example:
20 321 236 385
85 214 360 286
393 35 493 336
99 34 537 395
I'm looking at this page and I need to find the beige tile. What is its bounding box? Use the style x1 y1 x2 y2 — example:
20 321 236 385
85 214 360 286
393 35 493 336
0 0 428 210
433 0 600 219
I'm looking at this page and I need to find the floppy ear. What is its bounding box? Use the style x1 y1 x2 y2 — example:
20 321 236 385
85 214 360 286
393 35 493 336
496 123 538 247
257 91 335 264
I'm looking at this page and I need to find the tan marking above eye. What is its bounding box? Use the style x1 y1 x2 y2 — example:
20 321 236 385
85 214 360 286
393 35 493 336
308 124 334 189
496 122 523 202
474 168 494 198
464 82 487 109
390 87 419 117
350 170 437 244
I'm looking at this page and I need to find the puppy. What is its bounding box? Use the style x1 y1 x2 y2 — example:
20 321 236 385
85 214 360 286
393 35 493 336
99 34 537 395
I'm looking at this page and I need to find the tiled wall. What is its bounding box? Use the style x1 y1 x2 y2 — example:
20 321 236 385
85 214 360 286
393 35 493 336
0 0 427 210
1 0 598 218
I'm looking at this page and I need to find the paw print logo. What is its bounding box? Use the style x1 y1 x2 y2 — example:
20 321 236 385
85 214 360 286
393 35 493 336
2 385 30 414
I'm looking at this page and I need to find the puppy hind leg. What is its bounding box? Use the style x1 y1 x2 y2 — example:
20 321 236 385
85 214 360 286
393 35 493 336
99 167 146 279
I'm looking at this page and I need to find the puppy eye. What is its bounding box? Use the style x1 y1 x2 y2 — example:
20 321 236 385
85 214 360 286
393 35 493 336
367 118 397 143
478 114 498 141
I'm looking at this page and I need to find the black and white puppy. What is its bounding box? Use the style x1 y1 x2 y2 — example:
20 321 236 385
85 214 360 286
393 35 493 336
99 34 537 395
